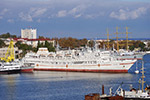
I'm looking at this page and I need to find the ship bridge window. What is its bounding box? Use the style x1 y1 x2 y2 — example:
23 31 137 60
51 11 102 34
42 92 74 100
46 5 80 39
63 62 66 64
45 61 49 63
73 61 84 64
93 61 97 64
48 56 54 59
32 56 38 58
102 58 108 60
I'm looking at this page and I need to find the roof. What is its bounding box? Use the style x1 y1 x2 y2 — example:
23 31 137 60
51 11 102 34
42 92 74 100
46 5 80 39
13 38 52 41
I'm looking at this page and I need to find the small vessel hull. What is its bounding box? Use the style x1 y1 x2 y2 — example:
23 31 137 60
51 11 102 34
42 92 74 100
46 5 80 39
21 62 34 73
21 66 34 73
0 69 21 74
21 68 33 73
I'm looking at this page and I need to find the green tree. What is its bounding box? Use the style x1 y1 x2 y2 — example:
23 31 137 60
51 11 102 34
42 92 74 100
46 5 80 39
129 41 146 51
36 40 55 52
0 33 17 38
88 40 94 47
0 39 5 48
39 36 45 39
15 41 33 57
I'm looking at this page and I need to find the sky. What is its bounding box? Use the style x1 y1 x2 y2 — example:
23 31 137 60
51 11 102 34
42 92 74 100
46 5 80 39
0 0 150 39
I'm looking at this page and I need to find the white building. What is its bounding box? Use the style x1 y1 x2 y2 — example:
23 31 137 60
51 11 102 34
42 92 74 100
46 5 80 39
21 28 37 39
0 47 22 59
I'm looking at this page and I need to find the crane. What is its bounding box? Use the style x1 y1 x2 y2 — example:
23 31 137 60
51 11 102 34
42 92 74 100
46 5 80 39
0 40 15 62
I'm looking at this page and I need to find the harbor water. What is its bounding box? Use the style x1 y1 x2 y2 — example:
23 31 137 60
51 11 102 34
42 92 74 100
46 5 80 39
0 54 150 100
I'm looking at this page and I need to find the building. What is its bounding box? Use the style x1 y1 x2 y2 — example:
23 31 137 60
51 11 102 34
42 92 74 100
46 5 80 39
0 47 22 59
21 28 37 39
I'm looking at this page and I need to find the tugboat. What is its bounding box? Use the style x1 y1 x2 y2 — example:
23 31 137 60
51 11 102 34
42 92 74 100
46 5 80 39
135 61 139 74
116 60 150 99
0 61 21 74
0 40 21 74
0 40 35 74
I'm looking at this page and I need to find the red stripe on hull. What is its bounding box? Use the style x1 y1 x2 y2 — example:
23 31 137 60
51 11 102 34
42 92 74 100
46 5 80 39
120 62 134 65
119 58 142 60
21 68 33 73
34 68 128 73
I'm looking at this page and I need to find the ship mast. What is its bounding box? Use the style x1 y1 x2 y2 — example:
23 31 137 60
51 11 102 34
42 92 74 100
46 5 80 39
106 28 110 50
114 27 120 52
141 60 145 92
125 27 131 51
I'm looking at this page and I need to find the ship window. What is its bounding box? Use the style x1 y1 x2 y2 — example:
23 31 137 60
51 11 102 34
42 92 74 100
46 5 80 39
74 61 84 64
93 61 96 63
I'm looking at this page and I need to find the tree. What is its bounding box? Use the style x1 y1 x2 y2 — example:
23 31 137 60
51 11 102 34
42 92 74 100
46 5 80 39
129 41 146 51
0 39 5 48
39 36 45 39
15 41 33 57
36 40 55 52
148 42 150 48
57 37 88 49
0 33 17 38
139 42 146 51
88 40 94 47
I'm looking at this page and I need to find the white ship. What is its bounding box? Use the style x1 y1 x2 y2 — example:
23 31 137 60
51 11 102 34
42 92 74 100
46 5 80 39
113 49 145 60
0 61 21 74
22 46 137 73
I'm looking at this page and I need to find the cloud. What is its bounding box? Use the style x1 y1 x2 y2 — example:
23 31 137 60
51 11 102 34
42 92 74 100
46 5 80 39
0 8 9 20
7 19 14 23
57 10 67 17
19 7 47 22
0 8 9 15
56 5 86 18
30 8 47 17
74 14 82 18
68 5 86 15
19 12 33 22
0 16 3 19
110 7 147 20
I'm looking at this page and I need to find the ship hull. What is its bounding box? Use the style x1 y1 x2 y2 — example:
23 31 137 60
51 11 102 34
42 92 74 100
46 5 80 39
0 69 21 74
33 61 135 73
21 67 33 73
34 68 128 73
21 63 34 73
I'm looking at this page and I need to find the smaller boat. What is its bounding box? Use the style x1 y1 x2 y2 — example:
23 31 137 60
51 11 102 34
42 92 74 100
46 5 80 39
117 60 150 99
135 61 139 74
85 85 124 100
135 70 139 74
0 62 21 74
21 63 34 73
